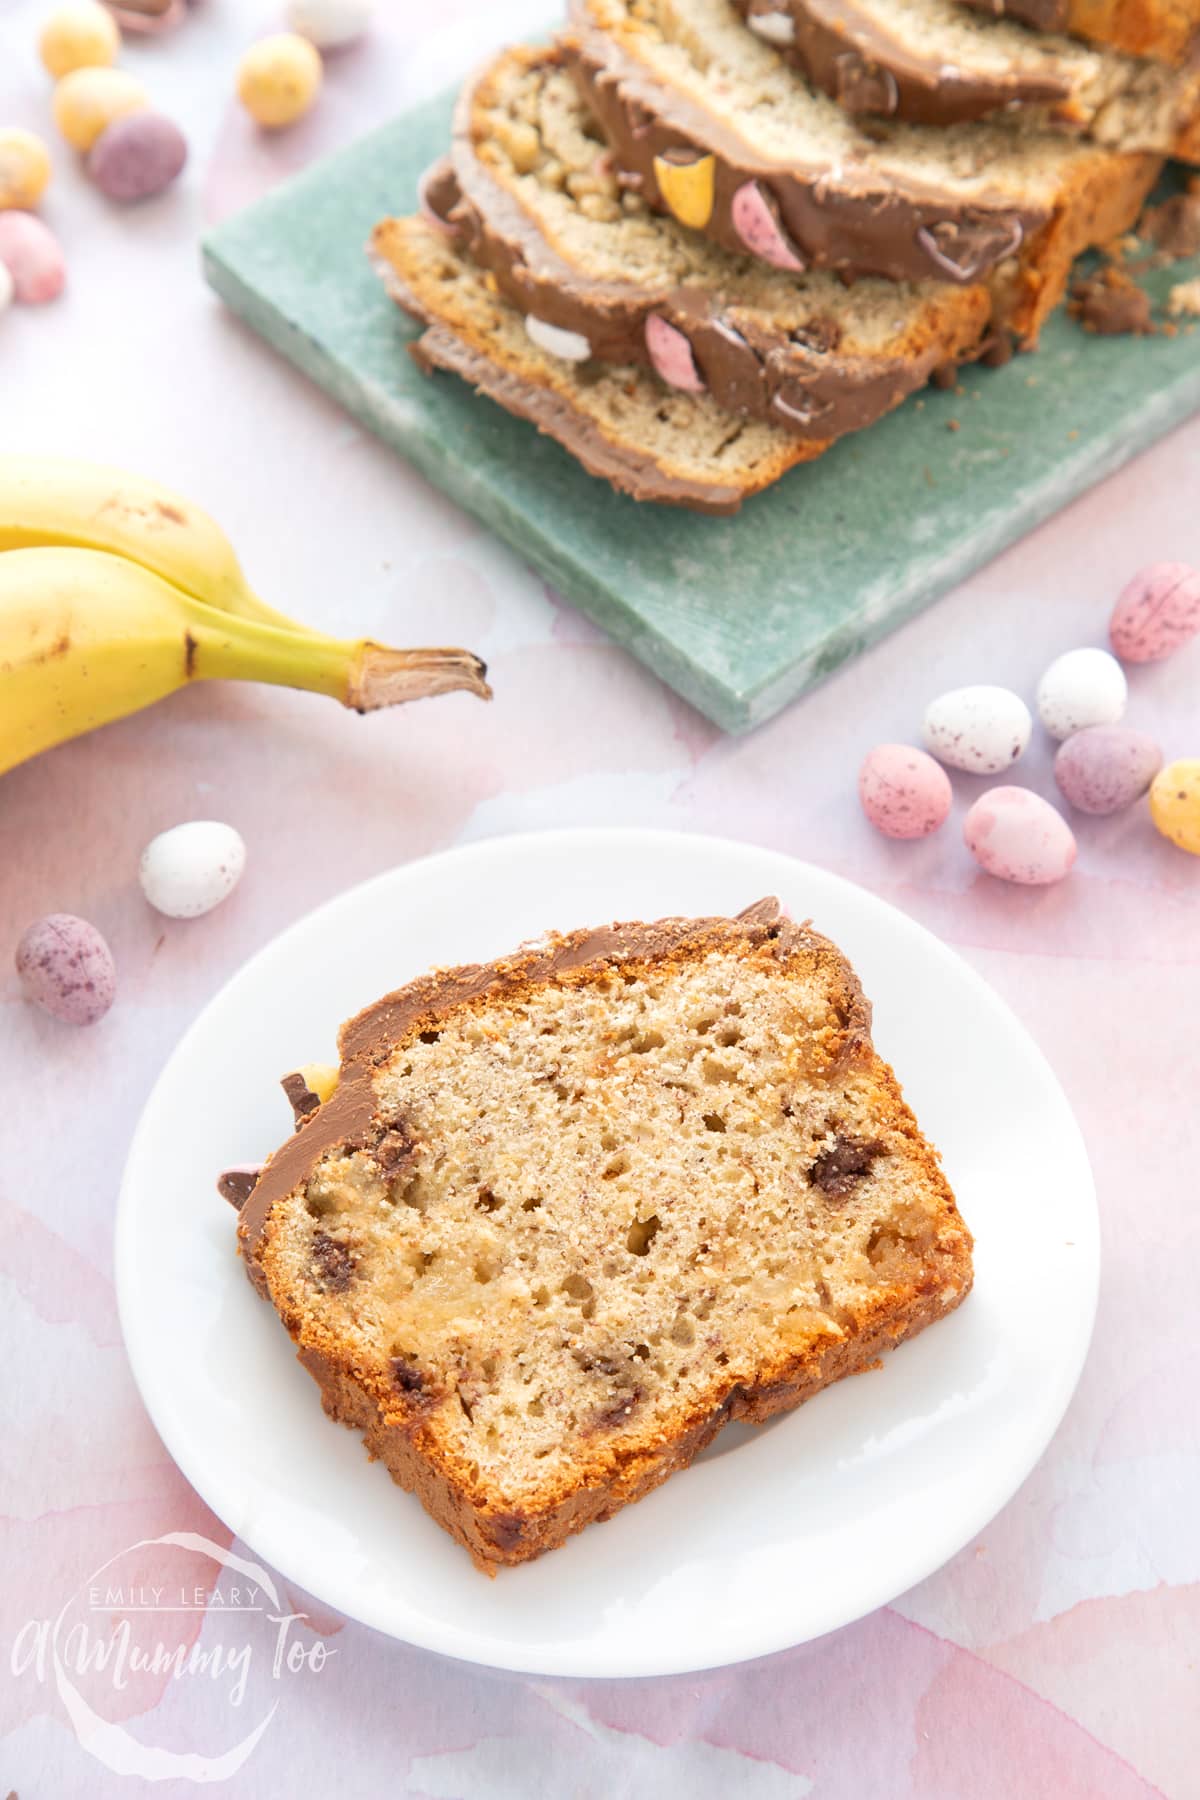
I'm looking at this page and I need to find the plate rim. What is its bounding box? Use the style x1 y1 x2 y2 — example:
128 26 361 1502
115 826 1099 1678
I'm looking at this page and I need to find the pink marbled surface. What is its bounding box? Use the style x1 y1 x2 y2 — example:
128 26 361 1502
1 1 1198 1793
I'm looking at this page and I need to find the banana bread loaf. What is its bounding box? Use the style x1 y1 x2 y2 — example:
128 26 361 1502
565 0 1163 341
437 46 995 441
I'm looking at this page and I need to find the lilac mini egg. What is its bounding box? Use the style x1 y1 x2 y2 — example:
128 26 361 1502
858 744 952 839
1054 725 1163 815
1109 562 1200 664
963 787 1077 886
89 111 187 202
15 913 116 1024
645 312 705 392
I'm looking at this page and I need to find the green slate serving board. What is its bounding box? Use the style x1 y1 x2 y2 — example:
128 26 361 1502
203 91 1200 733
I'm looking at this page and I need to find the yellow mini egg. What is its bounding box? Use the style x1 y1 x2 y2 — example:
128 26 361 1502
39 1 120 79
1149 758 1200 855
53 66 148 152
653 151 715 230
0 128 53 210
236 34 323 130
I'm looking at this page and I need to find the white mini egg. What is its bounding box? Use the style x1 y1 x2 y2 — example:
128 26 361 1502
283 0 375 49
524 314 592 362
1036 647 1127 741
921 685 1032 775
139 821 246 919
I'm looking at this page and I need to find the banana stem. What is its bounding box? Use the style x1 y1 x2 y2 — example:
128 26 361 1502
347 644 492 710
188 608 491 709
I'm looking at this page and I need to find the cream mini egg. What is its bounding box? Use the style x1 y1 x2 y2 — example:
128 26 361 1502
1036 647 1126 741
963 787 1077 886
139 820 246 918
858 743 952 839
921 685 1032 775
1054 726 1162 815
1109 562 1200 664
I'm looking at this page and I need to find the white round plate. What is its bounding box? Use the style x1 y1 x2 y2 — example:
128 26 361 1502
117 829 1097 1679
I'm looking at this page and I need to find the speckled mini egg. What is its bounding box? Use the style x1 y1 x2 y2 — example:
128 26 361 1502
921 685 1032 775
53 66 148 153
1036 647 1126 741
1109 562 1200 664
1054 725 1163 816
89 110 187 201
1149 759 1200 856
963 787 1077 886
236 34 322 130
858 743 952 839
138 820 245 918
39 1 120 80
15 913 116 1024
284 0 375 48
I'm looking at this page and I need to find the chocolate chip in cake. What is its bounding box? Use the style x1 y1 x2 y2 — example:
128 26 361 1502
810 1136 885 1200
310 1230 356 1291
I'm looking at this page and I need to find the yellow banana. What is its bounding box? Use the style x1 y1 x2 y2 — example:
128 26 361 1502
0 546 490 778
0 454 304 631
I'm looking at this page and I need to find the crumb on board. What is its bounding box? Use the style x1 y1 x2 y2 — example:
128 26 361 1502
1069 267 1154 337
1168 278 1200 319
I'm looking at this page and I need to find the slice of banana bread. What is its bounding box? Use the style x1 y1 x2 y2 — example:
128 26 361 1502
956 0 1199 66
565 0 1163 342
438 46 995 441
238 899 973 1572
732 0 1200 147
371 214 820 511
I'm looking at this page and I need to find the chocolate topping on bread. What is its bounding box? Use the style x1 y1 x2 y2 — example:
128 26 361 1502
240 897 874 1288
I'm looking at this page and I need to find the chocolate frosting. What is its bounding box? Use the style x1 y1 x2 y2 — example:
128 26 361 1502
733 0 1072 128
433 51 993 445
563 11 1048 287
238 899 871 1289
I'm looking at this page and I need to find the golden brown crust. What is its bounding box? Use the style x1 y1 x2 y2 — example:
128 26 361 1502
298 1244 970 1572
241 902 972 1571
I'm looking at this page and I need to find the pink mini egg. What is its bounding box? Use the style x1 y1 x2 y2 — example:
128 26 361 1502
963 786 1077 886
15 913 116 1024
0 210 65 303
731 180 805 271
1109 562 1200 664
645 312 705 393
858 743 952 839
1054 725 1162 815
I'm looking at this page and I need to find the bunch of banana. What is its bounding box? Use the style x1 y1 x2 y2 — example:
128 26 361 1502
0 456 490 778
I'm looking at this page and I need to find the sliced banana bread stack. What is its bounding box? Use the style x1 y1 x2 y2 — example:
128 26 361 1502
372 0 1192 512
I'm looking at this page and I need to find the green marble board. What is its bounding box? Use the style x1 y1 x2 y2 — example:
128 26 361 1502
203 91 1200 733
